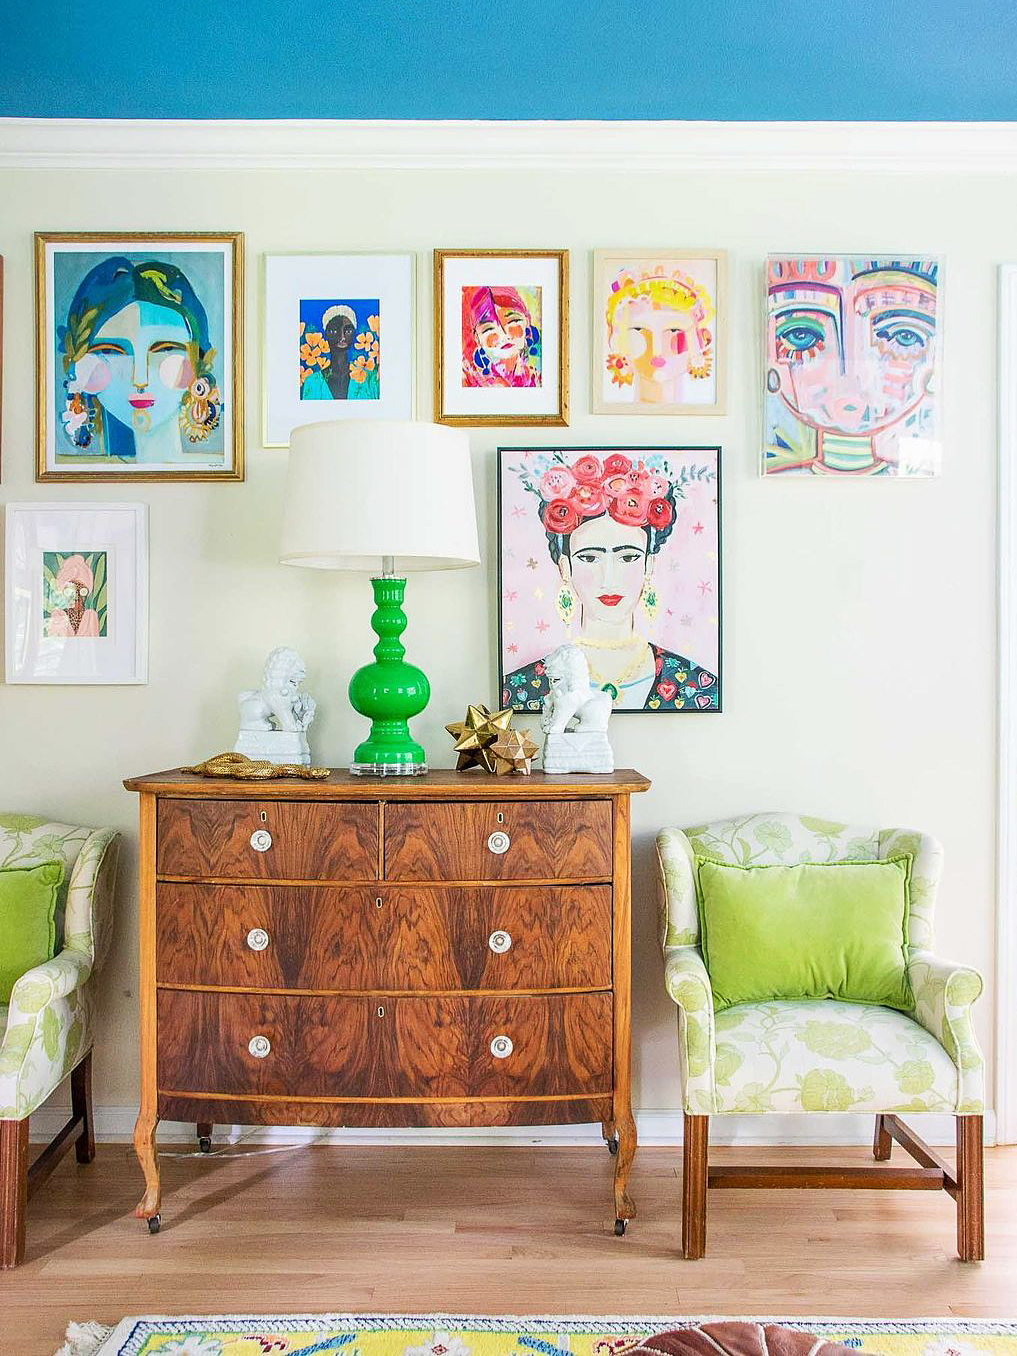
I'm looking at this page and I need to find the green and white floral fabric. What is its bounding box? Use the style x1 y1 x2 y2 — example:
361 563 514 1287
657 812 984 1116
0 814 119 1120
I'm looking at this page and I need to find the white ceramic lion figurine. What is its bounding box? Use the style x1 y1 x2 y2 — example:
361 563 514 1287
235 647 316 765
540 645 613 734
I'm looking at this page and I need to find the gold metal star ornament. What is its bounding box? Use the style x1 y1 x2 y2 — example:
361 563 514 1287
489 728 540 776
445 704 518 772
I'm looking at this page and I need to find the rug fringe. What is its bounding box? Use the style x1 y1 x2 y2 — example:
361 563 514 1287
53 1321 114 1356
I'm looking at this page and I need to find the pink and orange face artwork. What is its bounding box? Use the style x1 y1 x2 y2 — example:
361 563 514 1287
764 257 940 477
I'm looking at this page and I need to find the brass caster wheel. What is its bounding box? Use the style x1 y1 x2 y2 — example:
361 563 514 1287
198 1136 212 1154
147 1214 161 1235
614 1218 627 1236
607 1134 619 1156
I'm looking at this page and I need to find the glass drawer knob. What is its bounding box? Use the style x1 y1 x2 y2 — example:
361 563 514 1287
250 829 272 852
246 928 270 952
490 1035 513 1059
487 830 510 854
248 1035 271 1058
488 930 512 954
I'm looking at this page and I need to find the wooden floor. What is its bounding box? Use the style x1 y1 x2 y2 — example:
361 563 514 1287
4 1143 1017 1354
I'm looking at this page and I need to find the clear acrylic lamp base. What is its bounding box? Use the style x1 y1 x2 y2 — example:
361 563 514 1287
350 760 428 777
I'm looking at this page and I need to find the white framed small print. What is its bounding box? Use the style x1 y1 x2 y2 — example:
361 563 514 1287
263 253 414 447
5 502 148 684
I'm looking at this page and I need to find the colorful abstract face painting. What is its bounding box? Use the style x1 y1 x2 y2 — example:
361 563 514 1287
37 234 242 481
435 251 567 426
499 447 721 714
42 552 108 638
764 256 941 477
461 285 541 388
593 252 725 414
299 299 380 401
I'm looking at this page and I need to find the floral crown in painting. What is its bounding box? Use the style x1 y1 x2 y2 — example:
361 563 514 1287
515 451 682 564
605 265 714 387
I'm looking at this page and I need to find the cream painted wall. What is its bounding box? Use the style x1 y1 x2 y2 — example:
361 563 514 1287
0 158 1009 1125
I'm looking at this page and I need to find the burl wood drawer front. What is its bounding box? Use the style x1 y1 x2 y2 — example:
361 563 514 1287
156 799 379 881
157 989 613 1100
156 883 612 992
383 800 613 881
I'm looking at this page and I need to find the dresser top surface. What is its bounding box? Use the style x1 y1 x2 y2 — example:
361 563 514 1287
124 767 651 799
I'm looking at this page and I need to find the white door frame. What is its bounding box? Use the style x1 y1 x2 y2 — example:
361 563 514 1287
997 264 1017 1144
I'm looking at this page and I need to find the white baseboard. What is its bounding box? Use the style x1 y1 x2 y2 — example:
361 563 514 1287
29 1105 996 1148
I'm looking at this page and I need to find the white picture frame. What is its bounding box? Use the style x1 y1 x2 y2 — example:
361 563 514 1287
263 252 414 447
5 502 148 684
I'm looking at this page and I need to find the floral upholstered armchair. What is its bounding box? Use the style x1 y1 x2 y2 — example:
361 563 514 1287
0 814 119 1267
657 813 985 1262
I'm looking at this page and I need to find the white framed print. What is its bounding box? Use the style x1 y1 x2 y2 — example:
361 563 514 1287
5 502 148 684
434 249 568 426
263 253 414 446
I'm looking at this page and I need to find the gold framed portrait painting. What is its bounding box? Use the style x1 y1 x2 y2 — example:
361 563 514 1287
592 249 726 416
434 249 568 426
36 232 244 482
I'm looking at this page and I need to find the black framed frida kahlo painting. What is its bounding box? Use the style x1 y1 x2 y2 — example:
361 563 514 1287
498 445 721 714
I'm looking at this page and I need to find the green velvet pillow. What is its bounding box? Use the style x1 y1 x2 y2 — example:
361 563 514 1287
695 855 913 1012
0 860 65 1003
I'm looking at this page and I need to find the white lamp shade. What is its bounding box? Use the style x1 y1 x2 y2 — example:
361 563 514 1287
279 420 481 572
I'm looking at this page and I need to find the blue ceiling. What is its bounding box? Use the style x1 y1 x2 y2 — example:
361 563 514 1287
2 1 1014 121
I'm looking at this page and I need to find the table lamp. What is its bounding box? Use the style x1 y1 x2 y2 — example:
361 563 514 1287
279 420 480 775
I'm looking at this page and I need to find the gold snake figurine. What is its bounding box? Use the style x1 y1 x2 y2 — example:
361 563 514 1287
181 752 331 781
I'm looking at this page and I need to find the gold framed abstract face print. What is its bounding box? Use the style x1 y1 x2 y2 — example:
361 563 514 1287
434 249 569 426
36 232 244 482
593 250 726 416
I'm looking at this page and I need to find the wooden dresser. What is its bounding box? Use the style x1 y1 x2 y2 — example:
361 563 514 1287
123 767 649 1235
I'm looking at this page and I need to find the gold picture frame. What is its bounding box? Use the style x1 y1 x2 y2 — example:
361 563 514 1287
35 231 244 482
434 248 569 427
591 248 727 417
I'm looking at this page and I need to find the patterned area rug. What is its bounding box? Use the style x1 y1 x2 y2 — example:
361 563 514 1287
53 1313 1017 1356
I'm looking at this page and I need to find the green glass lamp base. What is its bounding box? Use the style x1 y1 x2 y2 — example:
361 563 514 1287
348 576 430 777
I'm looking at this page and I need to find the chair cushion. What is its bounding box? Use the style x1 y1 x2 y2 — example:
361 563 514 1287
713 998 959 1113
696 855 913 1011
0 860 65 1002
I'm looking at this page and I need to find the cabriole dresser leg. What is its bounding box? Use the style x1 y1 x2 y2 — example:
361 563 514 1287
612 1108 637 1234
133 1110 161 1232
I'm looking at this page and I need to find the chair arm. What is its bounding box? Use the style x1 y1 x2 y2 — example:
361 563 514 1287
7 949 93 1020
907 950 985 1112
663 945 716 1114
0 950 94 1118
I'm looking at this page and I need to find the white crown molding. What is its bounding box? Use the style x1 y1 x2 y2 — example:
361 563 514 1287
28 1106 996 1148
2 118 1017 173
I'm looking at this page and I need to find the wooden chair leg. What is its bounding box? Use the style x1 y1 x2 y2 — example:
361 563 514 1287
0 1119 29 1269
873 1113 892 1161
71 1051 95 1164
956 1114 985 1261
682 1112 708 1259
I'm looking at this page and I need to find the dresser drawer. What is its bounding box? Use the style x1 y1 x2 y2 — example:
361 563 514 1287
157 989 613 1099
156 883 612 992
156 798 379 880
383 800 613 881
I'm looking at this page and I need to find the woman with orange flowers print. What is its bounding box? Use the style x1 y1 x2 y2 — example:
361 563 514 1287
299 300 380 401
462 285 542 388
500 448 721 714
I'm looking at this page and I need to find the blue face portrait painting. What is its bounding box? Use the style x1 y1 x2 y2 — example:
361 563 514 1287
57 255 223 465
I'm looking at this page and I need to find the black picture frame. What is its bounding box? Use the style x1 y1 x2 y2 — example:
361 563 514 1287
496 445 723 715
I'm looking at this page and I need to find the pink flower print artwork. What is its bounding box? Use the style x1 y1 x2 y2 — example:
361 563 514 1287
43 551 108 638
